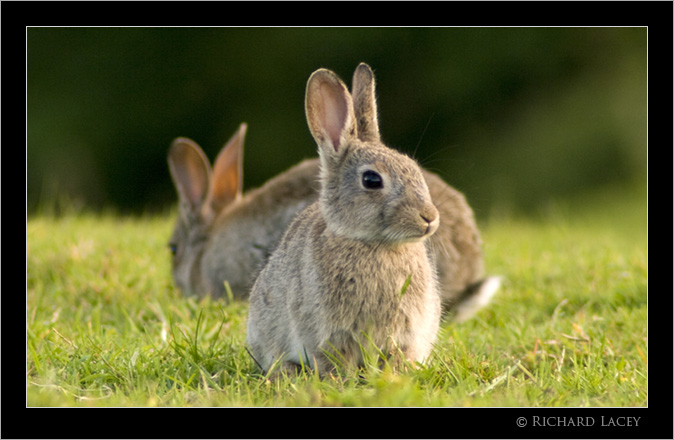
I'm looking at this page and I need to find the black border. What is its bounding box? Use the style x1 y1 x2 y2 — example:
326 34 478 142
13 1 671 439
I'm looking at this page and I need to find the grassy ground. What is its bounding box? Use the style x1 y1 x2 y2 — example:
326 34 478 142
26 185 647 407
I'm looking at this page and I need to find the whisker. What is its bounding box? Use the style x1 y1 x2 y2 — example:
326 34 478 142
412 113 435 159
419 144 470 169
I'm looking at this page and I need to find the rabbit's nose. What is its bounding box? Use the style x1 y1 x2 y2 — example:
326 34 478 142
420 206 440 236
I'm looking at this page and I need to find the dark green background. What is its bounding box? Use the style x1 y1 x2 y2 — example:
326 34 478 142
27 27 646 218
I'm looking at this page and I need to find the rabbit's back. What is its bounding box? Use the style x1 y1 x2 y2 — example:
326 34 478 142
422 169 485 310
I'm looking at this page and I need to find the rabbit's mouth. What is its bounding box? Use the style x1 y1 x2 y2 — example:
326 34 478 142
379 204 439 243
384 226 436 244
421 214 440 237
397 213 439 242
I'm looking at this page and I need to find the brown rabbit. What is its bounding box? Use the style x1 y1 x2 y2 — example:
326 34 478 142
168 123 319 299
247 64 442 375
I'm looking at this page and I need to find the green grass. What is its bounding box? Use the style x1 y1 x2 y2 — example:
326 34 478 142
26 185 647 407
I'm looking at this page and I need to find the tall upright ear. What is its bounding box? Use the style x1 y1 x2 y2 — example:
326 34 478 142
210 123 246 213
305 68 357 157
351 63 380 143
168 138 211 215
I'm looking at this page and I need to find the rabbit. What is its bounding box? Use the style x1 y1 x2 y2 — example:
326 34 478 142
167 123 320 299
246 63 444 375
167 82 498 323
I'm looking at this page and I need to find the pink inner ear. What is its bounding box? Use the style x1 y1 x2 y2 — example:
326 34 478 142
320 83 348 152
187 176 206 207
176 144 209 208
211 128 244 209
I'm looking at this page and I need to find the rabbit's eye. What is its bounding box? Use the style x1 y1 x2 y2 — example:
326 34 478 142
168 243 178 256
362 170 383 189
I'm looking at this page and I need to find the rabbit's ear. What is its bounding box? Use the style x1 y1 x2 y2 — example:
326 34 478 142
168 138 212 214
305 69 357 157
351 63 380 143
210 123 246 213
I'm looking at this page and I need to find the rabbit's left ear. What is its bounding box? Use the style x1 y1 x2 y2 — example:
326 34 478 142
210 123 246 213
351 63 380 143
168 137 212 216
305 68 357 157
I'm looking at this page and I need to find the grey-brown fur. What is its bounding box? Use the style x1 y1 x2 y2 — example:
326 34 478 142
247 64 443 375
168 124 319 299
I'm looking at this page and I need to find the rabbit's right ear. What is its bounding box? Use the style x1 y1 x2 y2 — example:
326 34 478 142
210 123 246 213
168 138 212 216
305 69 357 159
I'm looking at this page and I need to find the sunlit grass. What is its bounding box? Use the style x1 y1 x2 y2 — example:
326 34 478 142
26 185 646 407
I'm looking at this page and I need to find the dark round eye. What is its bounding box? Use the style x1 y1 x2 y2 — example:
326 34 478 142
362 170 383 189
168 243 178 256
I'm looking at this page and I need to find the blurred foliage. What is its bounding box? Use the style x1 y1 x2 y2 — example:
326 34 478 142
27 27 646 218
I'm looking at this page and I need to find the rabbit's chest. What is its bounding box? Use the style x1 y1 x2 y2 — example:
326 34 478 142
314 240 431 335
